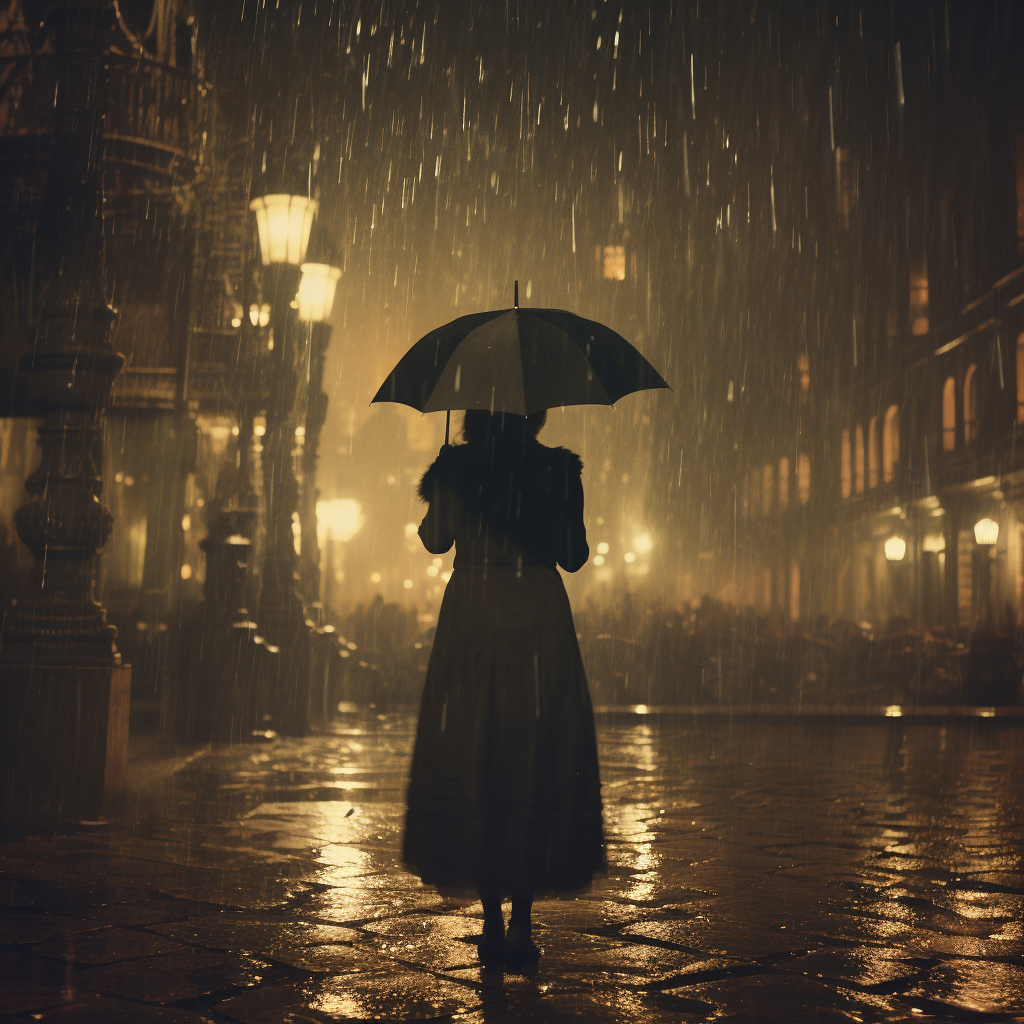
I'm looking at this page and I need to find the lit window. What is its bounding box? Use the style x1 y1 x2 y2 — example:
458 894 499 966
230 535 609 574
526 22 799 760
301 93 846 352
910 261 929 336
1017 334 1024 424
868 415 879 489
798 454 810 504
942 376 956 451
763 464 774 516
778 457 790 510
601 245 626 281
883 405 899 483
797 353 810 395
854 424 865 494
964 364 978 444
840 429 851 499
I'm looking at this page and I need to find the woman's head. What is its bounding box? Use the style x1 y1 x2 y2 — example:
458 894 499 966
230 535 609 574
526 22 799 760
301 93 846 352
462 409 547 445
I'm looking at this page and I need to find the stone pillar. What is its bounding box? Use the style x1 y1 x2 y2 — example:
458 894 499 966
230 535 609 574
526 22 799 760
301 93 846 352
0 1 129 822
258 264 311 735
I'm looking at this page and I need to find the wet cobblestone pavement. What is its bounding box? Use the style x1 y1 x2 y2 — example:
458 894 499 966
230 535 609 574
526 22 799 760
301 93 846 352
2 712 1023 1022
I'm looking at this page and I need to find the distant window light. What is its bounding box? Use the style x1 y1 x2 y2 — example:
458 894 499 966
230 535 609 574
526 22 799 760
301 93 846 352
798 453 810 504
854 424 865 494
763 463 774 516
942 376 956 451
910 262 929 336
778 456 790 510
601 244 626 281
883 405 900 483
868 414 879 489
1017 334 1024 424
964 364 978 444
797 353 810 395
840 429 851 499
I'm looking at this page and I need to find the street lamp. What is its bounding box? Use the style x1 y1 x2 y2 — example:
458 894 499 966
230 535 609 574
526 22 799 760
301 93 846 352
297 263 341 323
296 263 342 609
248 193 319 735
974 517 999 626
973 518 999 546
249 194 317 266
884 535 907 561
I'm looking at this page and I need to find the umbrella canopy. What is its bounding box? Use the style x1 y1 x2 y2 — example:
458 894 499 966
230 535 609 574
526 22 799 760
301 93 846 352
372 302 669 417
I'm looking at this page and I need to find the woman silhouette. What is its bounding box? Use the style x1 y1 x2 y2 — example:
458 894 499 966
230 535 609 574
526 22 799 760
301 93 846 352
403 409 605 967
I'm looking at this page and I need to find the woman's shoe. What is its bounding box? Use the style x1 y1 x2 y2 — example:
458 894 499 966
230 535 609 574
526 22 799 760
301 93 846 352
503 923 540 968
477 923 505 967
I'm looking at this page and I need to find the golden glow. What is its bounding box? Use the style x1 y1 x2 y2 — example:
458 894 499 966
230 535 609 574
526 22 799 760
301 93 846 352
317 498 366 542
884 536 907 561
298 263 342 322
602 244 626 280
974 518 999 546
249 194 317 266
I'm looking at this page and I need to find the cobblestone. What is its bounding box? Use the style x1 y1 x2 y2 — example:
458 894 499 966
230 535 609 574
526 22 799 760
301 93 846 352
2 713 1023 1021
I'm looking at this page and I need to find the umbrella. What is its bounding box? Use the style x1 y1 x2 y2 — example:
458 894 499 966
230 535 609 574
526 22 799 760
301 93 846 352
372 282 669 441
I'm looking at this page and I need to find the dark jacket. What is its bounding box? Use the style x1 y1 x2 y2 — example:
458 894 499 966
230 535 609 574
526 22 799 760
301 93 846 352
417 440 589 571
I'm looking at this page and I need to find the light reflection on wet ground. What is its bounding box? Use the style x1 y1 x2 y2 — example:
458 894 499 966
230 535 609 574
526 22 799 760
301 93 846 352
1 713 1023 1021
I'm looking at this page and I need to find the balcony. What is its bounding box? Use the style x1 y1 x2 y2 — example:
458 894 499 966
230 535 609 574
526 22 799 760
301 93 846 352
0 37 212 214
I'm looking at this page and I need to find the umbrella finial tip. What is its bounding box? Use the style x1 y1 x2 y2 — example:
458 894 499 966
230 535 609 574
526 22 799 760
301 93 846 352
514 280 519 309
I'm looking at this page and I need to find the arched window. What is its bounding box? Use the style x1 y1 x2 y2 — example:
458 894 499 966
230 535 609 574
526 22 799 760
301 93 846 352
868 414 879 488
964 364 978 444
942 376 956 451
763 464 774 516
883 405 899 483
778 457 790 510
1017 333 1024 424
798 453 811 504
854 424 865 494
841 429 851 499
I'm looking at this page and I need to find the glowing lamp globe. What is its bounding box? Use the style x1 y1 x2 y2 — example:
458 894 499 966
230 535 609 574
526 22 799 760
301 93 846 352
974 518 999 546
297 264 342 322
249 194 317 266
884 536 906 562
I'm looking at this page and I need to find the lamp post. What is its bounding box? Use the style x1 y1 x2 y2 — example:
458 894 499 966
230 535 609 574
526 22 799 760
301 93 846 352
884 535 907 623
296 263 341 610
973 517 999 626
249 193 317 735
1 2 128 821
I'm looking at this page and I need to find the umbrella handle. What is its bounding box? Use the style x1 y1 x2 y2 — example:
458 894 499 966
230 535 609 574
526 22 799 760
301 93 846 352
445 409 450 446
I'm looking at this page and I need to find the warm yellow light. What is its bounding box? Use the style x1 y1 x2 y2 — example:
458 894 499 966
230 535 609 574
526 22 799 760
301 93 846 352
593 554 605 566
249 194 317 266
624 551 636 563
298 263 342 322
602 244 626 280
634 532 653 554
249 303 260 326
596 541 609 555
974 518 999 546
884 536 906 561
922 533 945 553
317 498 366 542
370 572 381 583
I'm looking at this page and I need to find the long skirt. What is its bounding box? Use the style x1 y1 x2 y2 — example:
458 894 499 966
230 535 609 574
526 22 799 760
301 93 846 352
403 565 605 896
